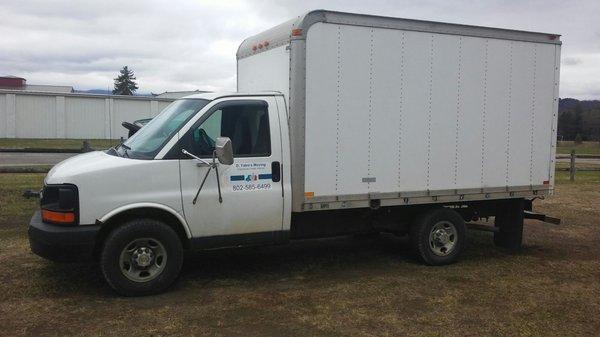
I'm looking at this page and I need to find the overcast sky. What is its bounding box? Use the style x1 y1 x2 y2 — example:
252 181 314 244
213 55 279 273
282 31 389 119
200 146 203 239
1 0 599 99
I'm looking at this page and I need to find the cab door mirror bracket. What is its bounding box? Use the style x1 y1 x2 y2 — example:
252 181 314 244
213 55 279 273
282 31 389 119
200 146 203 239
182 148 230 204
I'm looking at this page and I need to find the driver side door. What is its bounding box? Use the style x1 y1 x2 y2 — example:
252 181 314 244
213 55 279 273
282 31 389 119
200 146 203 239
173 98 285 248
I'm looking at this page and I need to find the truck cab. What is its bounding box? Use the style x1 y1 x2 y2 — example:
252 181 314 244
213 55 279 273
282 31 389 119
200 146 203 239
29 92 292 295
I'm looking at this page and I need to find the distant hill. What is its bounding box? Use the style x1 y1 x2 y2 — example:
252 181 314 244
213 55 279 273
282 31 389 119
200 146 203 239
559 98 600 112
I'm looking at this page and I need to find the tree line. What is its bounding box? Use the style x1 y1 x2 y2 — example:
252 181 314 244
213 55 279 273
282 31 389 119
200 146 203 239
558 98 600 142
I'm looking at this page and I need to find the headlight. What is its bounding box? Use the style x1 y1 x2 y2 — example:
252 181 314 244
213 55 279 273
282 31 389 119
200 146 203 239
40 184 79 225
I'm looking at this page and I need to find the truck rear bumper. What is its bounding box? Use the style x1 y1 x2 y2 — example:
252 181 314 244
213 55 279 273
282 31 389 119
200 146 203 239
28 211 100 262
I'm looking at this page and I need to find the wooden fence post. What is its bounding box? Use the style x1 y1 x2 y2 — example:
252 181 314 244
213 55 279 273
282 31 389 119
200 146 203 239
570 150 576 182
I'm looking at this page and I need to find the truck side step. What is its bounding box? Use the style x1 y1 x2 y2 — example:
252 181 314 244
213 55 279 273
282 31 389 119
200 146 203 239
524 211 561 225
466 223 499 233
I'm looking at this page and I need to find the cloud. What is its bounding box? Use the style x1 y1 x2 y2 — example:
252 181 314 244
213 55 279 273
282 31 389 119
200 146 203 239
562 57 582 66
560 54 600 98
0 0 599 99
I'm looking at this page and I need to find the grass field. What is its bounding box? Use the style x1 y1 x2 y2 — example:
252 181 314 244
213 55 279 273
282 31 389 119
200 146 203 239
0 172 599 336
0 138 120 150
557 140 600 155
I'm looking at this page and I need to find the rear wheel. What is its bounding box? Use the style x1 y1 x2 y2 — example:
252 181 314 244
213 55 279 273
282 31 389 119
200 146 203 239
410 208 466 265
100 218 183 296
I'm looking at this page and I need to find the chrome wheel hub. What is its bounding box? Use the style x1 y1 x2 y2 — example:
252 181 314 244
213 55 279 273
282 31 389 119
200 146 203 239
432 229 450 245
428 221 458 256
132 247 154 267
119 238 167 283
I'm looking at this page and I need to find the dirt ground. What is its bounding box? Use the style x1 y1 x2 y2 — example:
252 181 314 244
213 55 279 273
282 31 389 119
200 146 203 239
0 172 599 337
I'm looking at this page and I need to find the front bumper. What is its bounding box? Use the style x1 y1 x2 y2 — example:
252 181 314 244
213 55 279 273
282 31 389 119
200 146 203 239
28 211 100 262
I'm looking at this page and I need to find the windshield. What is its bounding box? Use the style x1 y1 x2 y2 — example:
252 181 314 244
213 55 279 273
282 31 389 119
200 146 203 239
115 99 209 159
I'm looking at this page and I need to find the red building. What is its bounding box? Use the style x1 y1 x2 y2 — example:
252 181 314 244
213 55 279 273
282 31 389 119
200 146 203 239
0 75 73 93
0 76 26 88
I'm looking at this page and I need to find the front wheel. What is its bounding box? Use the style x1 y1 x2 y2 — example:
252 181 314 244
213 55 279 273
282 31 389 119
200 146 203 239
100 218 183 296
410 208 466 265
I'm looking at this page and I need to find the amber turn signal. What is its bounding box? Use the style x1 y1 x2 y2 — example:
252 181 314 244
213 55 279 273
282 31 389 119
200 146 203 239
42 209 75 224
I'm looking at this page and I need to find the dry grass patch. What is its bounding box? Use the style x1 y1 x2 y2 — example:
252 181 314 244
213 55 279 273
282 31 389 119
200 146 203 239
557 140 600 155
0 171 599 336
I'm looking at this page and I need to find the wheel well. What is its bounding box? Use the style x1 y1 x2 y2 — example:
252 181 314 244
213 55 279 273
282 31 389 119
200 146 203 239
93 207 191 259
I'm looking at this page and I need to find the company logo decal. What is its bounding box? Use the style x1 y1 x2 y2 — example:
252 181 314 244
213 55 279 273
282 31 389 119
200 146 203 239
229 174 272 182
229 162 272 192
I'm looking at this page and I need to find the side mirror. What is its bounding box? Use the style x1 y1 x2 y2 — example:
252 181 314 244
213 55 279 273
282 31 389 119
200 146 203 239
215 137 233 165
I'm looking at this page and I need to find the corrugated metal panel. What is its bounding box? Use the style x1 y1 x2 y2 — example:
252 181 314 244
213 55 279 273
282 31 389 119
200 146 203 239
396 29 430 192
0 91 175 139
158 101 172 112
455 36 486 189
112 99 153 139
0 94 6 137
65 97 106 139
303 22 558 199
429 33 461 191
15 95 57 138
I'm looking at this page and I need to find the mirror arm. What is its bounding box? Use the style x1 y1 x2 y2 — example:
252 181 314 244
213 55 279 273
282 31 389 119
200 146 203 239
213 151 223 203
185 149 223 205
182 149 212 167
192 164 213 205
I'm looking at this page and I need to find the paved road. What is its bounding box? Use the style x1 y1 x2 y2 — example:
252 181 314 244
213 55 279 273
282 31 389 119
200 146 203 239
0 152 76 166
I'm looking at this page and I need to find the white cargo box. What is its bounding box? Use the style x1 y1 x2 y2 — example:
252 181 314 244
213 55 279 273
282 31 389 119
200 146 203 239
237 10 561 212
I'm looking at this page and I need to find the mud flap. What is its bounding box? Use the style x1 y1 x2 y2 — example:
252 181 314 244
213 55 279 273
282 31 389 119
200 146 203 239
494 198 524 251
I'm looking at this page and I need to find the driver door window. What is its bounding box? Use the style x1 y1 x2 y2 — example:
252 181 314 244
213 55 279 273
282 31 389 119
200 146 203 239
181 101 271 158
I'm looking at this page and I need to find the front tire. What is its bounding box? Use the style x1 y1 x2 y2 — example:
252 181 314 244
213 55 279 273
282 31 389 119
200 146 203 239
100 218 183 296
410 208 466 265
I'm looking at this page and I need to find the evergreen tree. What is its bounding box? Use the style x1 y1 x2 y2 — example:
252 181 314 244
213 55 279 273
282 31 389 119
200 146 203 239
112 66 138 95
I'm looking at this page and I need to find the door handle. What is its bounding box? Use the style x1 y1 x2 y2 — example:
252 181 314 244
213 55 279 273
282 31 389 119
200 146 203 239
271 161 281 182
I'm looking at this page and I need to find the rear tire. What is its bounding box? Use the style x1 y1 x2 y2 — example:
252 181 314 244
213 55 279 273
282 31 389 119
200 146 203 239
100 218 183 296
410 208 466 265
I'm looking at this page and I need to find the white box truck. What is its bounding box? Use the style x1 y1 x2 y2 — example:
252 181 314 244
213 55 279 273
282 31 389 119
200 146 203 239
28 10 561 296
